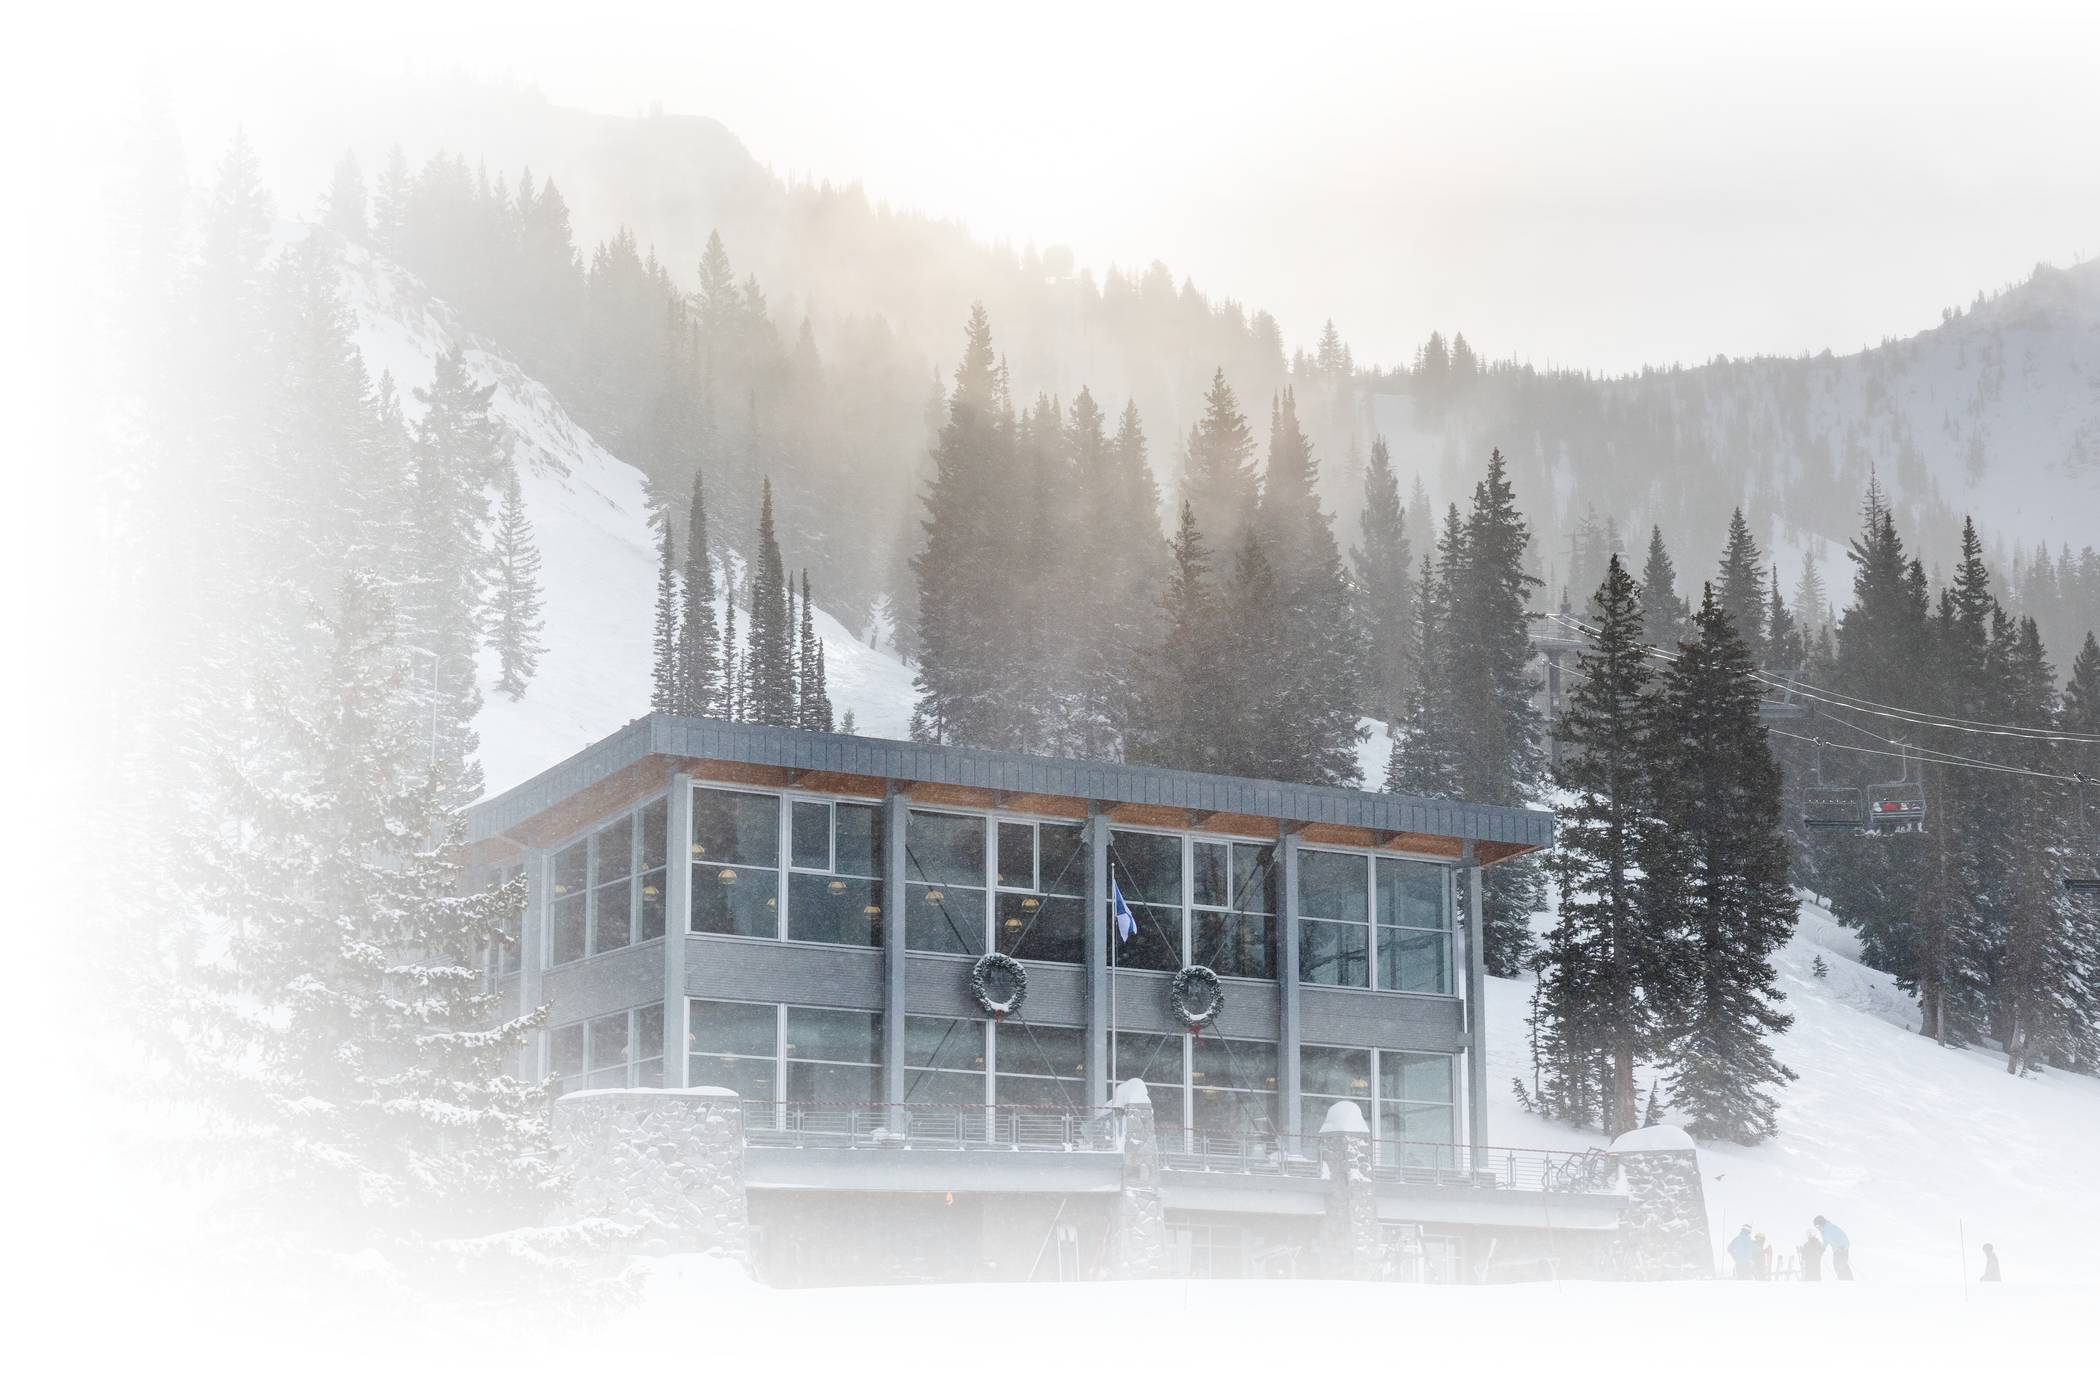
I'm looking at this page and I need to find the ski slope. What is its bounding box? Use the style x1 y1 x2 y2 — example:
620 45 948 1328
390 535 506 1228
324 228 914 798
333 227 2100 1286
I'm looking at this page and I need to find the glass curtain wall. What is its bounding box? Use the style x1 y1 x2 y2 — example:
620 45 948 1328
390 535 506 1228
550 1004 665 1094
788 799 885 947
690 789 780 938
549 796 670 966
994 820 1088 964
904 812 986 955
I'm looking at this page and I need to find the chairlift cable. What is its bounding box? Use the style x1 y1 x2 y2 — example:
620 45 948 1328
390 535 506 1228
1768 730 2078 785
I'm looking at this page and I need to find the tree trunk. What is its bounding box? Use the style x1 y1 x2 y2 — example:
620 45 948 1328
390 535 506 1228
1612 1048 1637 1136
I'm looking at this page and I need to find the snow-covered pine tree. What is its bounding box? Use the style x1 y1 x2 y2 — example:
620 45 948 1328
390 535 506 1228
678 465 722 717
1996 616 2084 1074
490 467 545 699
1715 507 1767 661
746 478 797 725
1353 434 1415 726
1217 528 1291 778
1529 556 1675 1134
797 569 834 731
406 344 509 802
650 515 681 713
185 572 556 1255
1640 525 1689 652
722 558 744 722
1652 585 1798 1144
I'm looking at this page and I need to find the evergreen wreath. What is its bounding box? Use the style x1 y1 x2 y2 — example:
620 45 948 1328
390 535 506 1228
970 952 1028 1018
1169 964 1225 1029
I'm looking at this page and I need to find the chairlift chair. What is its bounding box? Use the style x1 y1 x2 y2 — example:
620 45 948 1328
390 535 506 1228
1864 745 1927 834
2068 774 2100 896
1803 738 1866 831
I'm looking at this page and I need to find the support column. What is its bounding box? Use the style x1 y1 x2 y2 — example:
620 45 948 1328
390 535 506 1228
519 846 550 1079
1314 1101 1386 1279
1085 807 1111 1109
1279 829 1303 1139
1465 849 1488 1170
662 775 693 1086
883 787 909 1116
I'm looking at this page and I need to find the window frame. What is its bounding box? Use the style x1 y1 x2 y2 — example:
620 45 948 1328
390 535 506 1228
545 1002 667 1094
1105 823 1278 980
1294 841 1460 998
544 794 671 969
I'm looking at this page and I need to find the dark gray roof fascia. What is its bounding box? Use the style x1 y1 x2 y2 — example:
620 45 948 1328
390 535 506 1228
465 714 1553 854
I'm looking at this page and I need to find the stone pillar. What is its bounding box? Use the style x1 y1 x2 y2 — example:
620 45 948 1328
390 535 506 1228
1607 1125 1711 1280
554 1087 749 1260
1107 1079 1169 1279
1314 1101 1387 1280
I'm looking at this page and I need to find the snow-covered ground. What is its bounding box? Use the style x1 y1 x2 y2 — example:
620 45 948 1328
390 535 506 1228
325 229 914 797
334 230 2100 1291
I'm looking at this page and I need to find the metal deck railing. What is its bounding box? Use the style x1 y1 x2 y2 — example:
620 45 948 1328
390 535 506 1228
734 1102 1616 1192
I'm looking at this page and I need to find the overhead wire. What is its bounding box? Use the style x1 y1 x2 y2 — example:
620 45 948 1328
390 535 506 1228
1541 611 2100 745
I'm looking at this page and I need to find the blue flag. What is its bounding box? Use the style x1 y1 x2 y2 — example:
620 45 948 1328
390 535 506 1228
1112 875 1137 944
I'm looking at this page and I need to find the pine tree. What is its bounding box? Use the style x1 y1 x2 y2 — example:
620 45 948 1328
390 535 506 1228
1639 525 1689 652
679 466 721 716
1452 450 1546 974
650 515 682 713
1132 503 1222 772
797 569 834 731
1216 529 1291 779
911 304 1034 748
745 478 796 725
721 559 744 722
1389 508 1466 802
1766 565 1804 673
1528 556 1673 1134
372 145 410 254
1793 552 1831 641
489 468 545 699
1254 388 1365 786
185 573 555 1251
405 345 509 802
1997 617 2083 1074
1653 586 1798 1144
1181 368 1259 552
321 151 368 242
1353 435 1415 725
1715 507 1767 660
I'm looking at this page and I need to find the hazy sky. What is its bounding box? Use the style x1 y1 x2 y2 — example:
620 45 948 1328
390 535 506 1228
63 0 2100 372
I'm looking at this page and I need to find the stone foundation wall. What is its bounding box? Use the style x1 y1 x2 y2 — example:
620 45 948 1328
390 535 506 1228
1107 1080 1170 1279
1607 1126 1711 1280
553 1087 749 1259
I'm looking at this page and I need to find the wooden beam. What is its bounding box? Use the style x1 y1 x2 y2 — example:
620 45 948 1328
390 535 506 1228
1296 822 1376 848
682 757 795 788
995 791 1091 820
1192 810 1280 839
785 769 888 799
1100 801 1191 829
515 756 677 850
898 780 1003 810
1379 831 1467 859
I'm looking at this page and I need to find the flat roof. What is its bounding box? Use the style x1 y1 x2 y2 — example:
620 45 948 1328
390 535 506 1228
464 714 1554 862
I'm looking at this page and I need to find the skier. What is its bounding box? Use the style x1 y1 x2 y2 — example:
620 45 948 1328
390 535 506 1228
1799 1229 1825 1281
1980 1243 2000 1283
1728 1225 1759 1280
1813 1215 1853 1280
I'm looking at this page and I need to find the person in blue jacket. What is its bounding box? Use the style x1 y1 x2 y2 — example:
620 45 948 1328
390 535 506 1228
1728 1225 1760 1279
1813 1215 1853 1279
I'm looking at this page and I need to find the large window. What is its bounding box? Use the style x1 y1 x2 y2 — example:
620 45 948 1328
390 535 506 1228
1300 1044 1374 1135
1301 1046 1459 1165
788 800 885 947
548 796 670 967
550 1003 665 1095
1107 829 1186 972
1298 849 1370 987
1379 1051 1456 1168
784 1006 883 1101
905 812 986 955
1111 1031 1187 1134
691 789 781 938
686 997 779 1100
1376 857 1451 995
995 820 1089 965
1297 849 1455 994
902 1015 985 1106
1190 1035 1279 1139
1192 839 1276 978
993 1023 1087 1109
